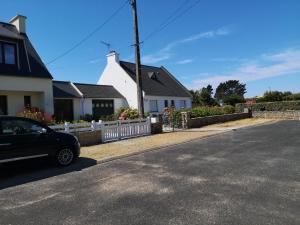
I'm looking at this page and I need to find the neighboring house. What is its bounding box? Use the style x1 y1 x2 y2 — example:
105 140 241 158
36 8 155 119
0 15 53 116
98 51 192 115
53 81 125 121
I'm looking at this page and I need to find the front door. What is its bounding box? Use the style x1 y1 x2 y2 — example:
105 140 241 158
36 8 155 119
92 100 114 120
54 99 74 122
0 95 7 115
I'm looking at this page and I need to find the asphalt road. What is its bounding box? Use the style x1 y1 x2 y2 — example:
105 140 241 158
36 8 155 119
0 120 299 225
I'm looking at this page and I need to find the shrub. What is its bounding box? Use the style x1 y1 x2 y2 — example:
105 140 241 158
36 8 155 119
116 107 139 120
80 114 93 122
236 100 300 112
163 107 183 128
17 107 54 125
190 106 224 118
222 105 235 114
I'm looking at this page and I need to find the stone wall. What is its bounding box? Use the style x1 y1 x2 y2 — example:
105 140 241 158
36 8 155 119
252 111 300 120
187 113 251 129
72 130 102 146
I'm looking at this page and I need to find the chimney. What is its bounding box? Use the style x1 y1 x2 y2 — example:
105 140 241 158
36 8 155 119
107 51 119 64
9 15 27 34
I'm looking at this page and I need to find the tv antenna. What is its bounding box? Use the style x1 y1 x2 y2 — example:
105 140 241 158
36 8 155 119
101 41 112 53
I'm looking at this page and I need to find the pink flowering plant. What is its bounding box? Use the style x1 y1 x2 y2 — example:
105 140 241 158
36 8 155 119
17 106 55 125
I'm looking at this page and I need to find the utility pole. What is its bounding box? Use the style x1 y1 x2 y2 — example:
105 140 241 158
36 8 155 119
131 0 144 118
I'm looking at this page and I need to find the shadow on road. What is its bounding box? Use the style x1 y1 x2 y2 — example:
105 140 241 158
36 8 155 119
0 157 97 190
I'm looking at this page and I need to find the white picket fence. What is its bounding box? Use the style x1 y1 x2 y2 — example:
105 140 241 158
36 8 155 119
49 118 151 143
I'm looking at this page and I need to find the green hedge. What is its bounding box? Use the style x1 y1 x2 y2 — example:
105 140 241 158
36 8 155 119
172 106 236 127
236 100 300 112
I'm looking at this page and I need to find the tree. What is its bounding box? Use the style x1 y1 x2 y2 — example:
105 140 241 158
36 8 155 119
215 80 246 106
223 94 245 106
189 89 201 105
199 85 216 106
190 85 216 106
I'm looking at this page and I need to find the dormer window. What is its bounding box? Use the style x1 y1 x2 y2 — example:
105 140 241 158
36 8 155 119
0 41 16 65
148 71 158 80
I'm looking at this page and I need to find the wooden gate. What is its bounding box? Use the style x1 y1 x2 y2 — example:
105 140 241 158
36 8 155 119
100 118 151 142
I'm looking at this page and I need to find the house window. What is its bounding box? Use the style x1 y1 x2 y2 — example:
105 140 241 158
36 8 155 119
0 96 8 115
171 100 175 107
164 100 168 108
149 100 158 112
24 96 31 108
0 42 16 65
180 100 186 108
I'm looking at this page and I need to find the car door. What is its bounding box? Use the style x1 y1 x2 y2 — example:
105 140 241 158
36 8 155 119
0 118 56 163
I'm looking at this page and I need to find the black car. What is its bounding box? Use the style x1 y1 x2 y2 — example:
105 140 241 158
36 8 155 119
0 116 80 166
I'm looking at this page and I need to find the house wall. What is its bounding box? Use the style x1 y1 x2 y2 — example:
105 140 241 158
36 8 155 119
73 98 81 120
97 54 136 108
144 95 192 114
0 75 54 114
0 90 43 115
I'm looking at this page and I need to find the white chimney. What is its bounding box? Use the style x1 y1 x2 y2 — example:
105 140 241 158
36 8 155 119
9 15 27 34
107 51 119 64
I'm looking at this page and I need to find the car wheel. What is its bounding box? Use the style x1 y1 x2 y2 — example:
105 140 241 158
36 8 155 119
56 148 74 166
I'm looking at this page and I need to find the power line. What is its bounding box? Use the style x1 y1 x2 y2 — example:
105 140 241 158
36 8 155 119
142 0 191 41
46 0 129 65
142 0 201 43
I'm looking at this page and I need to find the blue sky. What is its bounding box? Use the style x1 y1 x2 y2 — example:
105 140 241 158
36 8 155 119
2 0 300 97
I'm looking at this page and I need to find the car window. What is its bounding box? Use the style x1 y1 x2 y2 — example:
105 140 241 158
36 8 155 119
1 119 44 135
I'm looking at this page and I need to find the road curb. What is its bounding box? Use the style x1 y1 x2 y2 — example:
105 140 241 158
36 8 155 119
96 131 229 164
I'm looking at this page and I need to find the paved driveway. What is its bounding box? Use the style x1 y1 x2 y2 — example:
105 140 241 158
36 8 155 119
0 120 299 225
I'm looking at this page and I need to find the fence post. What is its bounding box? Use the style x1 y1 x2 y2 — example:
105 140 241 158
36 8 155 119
118 120 121 140
91 120 96 131
98 120 104 142
147 117 151 134
64 122 69 133
181 112 191 129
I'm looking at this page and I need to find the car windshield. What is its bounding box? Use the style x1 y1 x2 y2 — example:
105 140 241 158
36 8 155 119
1 119 45 135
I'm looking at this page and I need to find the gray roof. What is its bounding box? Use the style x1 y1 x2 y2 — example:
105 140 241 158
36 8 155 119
119 61 191 98
74 83 124 99
0 22 52 79
53 81 82 98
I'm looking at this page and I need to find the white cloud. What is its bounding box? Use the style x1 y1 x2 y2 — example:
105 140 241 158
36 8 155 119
180 27 231 43
142 52 172 64
190 48 300 89
176 59 194 64
141 26 231 64
89 58 102 64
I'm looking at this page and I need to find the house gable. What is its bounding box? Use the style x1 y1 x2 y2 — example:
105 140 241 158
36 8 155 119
119 61 191 98
0 17 52 79
98 51 138 108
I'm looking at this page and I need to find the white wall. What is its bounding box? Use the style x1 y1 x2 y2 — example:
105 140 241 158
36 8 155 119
144 95 192 114
0 76 54 114
97 52 192 113
0 90 43 115
97 52 137 109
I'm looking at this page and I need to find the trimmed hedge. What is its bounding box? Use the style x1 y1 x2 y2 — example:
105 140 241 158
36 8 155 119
170 106 236 128
236 100 300 112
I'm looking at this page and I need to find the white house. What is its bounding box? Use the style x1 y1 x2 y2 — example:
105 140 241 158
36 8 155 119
0 15 192 121
98 52 192 114
52 81 125 121
0 15 53 116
